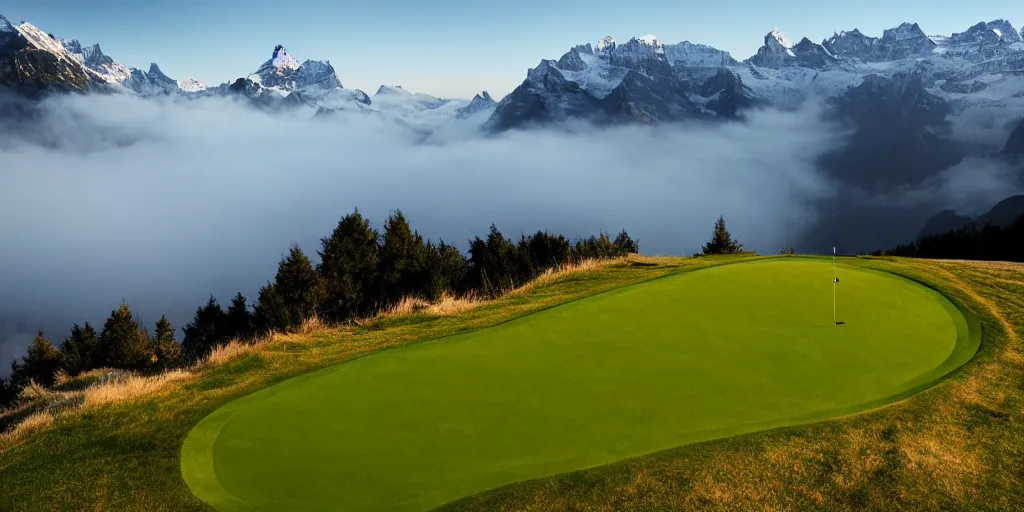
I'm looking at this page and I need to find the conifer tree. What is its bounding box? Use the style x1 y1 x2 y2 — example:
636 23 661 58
0 375 16 409
701 216 743 255
225 292 255 341
613 229 640 256
59 322 99 376
182 297 229 361
468 225 519 296
98 304 154 371
151 314 182 371
12 331 63 387
378 210 427 305
318 209 380 321
423 240 468 301
274 245 322 327
253 282 289 333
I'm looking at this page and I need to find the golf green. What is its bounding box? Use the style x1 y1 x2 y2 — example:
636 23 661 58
182 259 976 512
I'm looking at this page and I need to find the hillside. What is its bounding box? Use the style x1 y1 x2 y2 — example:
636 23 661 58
0 254 1021 511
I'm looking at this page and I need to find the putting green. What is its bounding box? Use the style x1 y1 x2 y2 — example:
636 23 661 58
182 259 976 512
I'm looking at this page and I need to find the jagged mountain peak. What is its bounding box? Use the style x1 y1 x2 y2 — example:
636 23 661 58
596 36 616 51
376 84 407 95
148 63 170 78
60 38 83 54
950 19 1022 44
768 28 794 48
823 28 876 54
638 34 663 48
985 19 1021 42
882 22 928 42
252 45 342 91
178 77 207 92
456 90 497 119
270 44 300 70
0 14 15 32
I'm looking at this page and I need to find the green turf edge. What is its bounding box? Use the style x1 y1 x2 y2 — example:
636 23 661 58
181 258 980 512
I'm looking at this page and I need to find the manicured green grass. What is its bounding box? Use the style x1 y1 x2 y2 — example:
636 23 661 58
182 259 972 512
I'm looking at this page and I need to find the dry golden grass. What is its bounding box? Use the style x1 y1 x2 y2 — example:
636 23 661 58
204 339 268 367
82 370 191 407
15 380 51 402
508 257 625 297
1 370 193 444
295 315 325 335
0 412 53 444
378 291 485 320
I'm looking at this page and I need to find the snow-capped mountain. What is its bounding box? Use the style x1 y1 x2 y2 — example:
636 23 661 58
53 37 207 96
489 19 1024 131
0 15 107 96
0 13 491 130
204 45 494 130
178 78 207 92
457 91 496 119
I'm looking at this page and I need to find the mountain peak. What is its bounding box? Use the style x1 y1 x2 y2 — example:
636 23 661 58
882 22 927 42
596 35 616 51
1 14 16 32
177 77 207 92
270 44 300 71
768 28 794 48
81 43 110 66
457 90 498 119
376 84 406 95
638 34 661 46
60 38 83 54
986 19 1020 42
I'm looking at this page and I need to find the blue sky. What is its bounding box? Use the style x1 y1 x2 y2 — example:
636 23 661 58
2 0 1020 98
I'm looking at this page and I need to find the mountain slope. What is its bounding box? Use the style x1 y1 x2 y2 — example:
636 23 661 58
0 15 106 97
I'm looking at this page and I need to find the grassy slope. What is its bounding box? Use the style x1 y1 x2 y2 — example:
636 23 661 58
184 259 969 512
0 255 1019 511
441 257 1024 512
0 256 729 511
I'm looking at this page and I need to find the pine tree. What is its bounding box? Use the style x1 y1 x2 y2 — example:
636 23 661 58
151 314 182 371
468 224 520 297
11 331 63 387
525 231 572 270
378 210 427 305
253 282 289 333
701 216 743 255
225 292 255 341
613 229 640 256
0 375 16 409
182 297 229 361
318 209 380 321
423 240 468 301
97 304 154 371
274 245 322 328
59 322 99 376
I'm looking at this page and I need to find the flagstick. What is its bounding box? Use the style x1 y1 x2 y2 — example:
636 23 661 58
833 246 837 326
